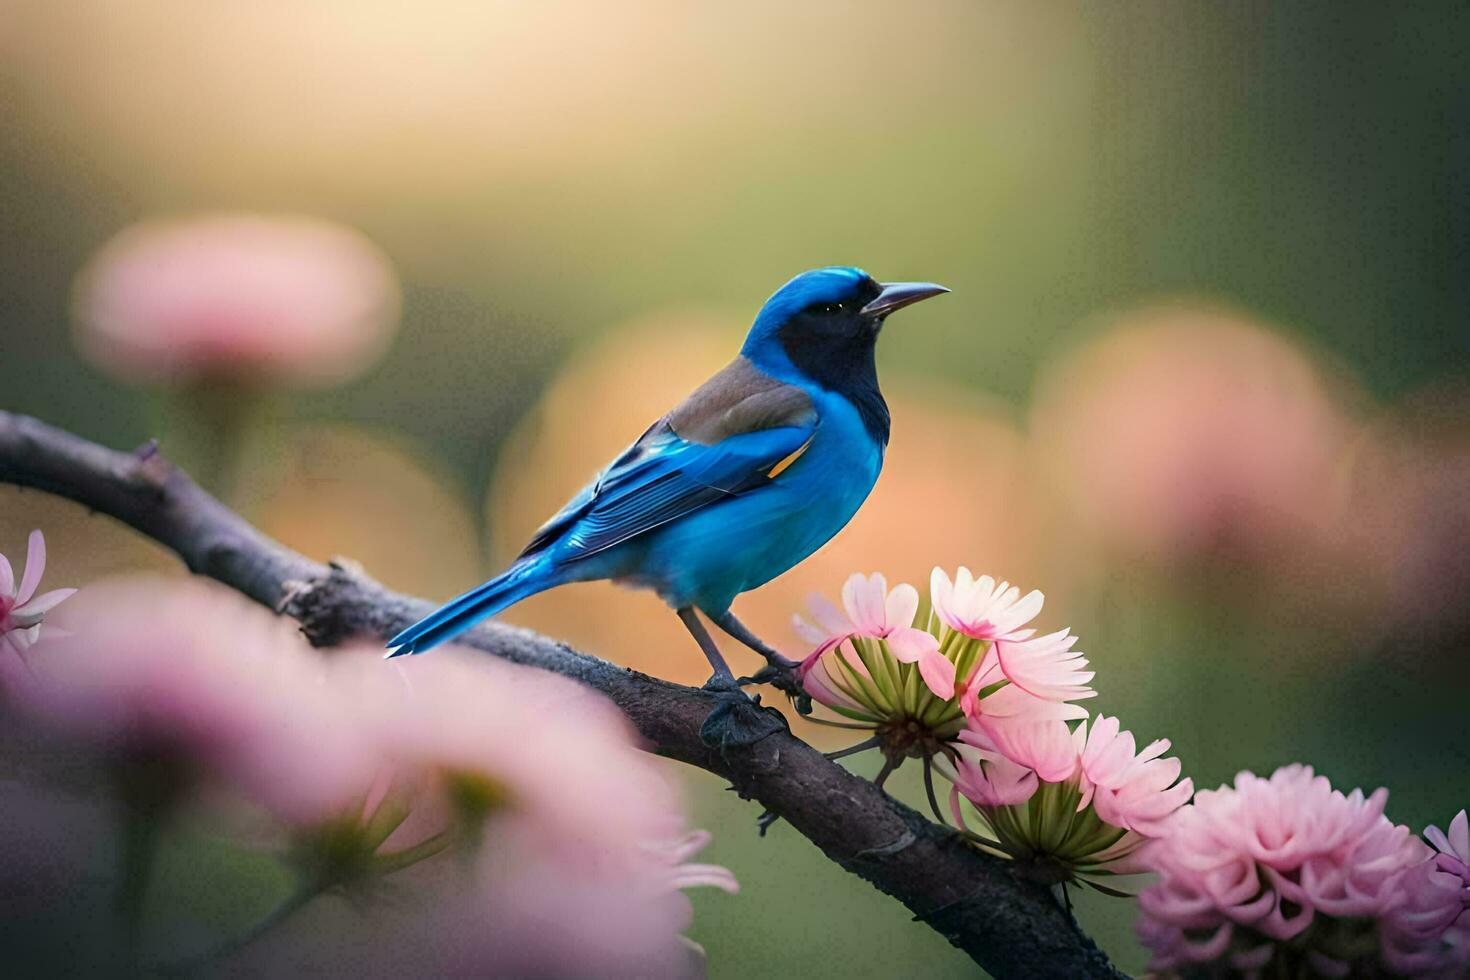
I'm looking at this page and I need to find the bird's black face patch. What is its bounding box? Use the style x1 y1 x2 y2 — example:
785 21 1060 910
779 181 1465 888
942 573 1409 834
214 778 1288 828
776 277 890 445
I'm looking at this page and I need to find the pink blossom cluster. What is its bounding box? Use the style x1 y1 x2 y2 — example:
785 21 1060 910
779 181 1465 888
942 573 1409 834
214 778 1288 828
794 568 1095 745
1137 766 1466 977
794 568 1188 886
6 575 733 976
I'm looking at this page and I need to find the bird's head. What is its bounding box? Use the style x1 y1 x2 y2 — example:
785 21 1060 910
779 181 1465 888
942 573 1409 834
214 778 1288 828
740 266 948 392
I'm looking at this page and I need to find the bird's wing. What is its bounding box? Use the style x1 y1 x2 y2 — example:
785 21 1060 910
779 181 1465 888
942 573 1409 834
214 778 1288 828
519 358 816 562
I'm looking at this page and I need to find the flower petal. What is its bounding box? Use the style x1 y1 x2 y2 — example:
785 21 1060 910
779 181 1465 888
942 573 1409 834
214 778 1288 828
16 530 46 605
1450 809 1469 860
841 573 888 634
885 583 919 632
13 588 78 620
916 648 957 700
806 593 854 639
886 627 939 665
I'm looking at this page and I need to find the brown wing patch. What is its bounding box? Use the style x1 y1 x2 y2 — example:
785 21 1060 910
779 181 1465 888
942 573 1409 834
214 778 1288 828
668 357 815 445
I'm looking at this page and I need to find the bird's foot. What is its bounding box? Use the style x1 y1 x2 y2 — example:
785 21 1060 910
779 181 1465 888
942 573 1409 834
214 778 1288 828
699 675 789 751
737 659 811 716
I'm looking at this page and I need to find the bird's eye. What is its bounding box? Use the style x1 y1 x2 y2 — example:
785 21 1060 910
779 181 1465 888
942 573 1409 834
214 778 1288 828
811 302 843 315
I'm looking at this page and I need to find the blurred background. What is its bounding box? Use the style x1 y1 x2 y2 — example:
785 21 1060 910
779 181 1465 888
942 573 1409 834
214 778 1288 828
2 2 1466 974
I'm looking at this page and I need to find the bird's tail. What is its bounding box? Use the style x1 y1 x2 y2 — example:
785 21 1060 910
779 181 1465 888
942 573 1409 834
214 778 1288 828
386 558 552 657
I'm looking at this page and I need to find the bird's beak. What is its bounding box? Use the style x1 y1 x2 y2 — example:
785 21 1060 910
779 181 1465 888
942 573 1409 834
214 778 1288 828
859 281 950 318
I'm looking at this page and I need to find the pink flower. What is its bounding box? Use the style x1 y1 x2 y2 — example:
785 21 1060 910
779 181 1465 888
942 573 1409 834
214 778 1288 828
919 566 1093 720
943 716 1190 884
7 591 736 974
331 648 690 856
246 648 735 977
72 214 400 387
929 566 1042 642
796 572 952 699
18 577 378 825
0 530 76 660
1137 765 1446 976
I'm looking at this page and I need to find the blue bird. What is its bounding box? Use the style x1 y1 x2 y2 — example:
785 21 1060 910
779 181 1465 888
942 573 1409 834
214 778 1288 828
387 267 948 694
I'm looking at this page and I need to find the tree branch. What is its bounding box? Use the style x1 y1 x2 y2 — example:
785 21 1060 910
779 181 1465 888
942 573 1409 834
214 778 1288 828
0 410 1121 979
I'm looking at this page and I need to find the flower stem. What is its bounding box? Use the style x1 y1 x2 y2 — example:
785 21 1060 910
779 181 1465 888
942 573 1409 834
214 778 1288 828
801 715 877 731
116 803 161 972
923 758 947 827
162 381 269 506
874 755 900 790
824 735 882 762
161 881 324 976
374 831 454 876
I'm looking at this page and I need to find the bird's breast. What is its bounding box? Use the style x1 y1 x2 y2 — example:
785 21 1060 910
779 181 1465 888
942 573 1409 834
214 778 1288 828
758 396 883 543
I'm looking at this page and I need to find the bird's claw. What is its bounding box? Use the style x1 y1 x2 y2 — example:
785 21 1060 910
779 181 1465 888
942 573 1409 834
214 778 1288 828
737 661 812 715
698 684 790 751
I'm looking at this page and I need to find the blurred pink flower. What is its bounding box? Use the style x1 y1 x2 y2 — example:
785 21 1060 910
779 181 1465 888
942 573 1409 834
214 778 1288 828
929 566 1042 642
271 648 735 977
1137 765 1452 976
72 214 400 387
1425 811 1470 896
0 530 76 690
333 648 690 855
1401 810 1470 975
796 572 951 698
658 829 740 896
18 577 378 824
1031 306 1356 566
6 595 734 974
1342 383 1470 639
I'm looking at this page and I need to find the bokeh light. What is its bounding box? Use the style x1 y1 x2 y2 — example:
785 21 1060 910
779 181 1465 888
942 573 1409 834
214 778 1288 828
72 214 399 388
